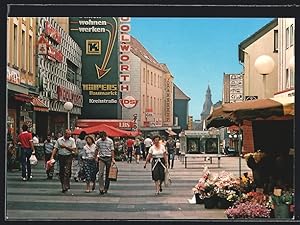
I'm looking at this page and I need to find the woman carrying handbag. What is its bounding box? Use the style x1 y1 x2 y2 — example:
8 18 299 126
144 135 168 195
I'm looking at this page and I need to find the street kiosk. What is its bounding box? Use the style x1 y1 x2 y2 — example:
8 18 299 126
179 130 222 168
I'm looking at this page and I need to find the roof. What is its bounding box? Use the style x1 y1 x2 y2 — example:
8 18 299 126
174 84 191 100
130 36 168 72
238 18 278 62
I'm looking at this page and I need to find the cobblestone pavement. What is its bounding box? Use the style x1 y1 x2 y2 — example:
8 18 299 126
6 156 250 220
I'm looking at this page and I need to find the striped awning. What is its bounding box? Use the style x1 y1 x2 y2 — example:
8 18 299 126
14 94 48 112
31 97 48 112
206 96 294 128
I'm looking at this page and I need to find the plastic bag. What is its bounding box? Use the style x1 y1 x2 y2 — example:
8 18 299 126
29 154 38 166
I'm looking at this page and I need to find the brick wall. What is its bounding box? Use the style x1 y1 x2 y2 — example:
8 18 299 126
242 120 254 153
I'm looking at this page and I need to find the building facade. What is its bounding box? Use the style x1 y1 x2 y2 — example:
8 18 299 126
36 17 83 139
239 19 279 99
123 36 176 134
275 18 295 98
173 84 190 131
7 17 44 143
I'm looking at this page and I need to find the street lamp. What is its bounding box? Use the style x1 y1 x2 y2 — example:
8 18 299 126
254 55 275 99
63 101 73 130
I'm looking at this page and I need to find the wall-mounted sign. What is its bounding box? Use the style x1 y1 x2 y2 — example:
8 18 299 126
7 67 20 85
69 17 120 119
229 74 243 103
57 86 83 107
45 21 62 44
165 77 172 122
119 17 131 93
245 96 258 101
119 95 138 109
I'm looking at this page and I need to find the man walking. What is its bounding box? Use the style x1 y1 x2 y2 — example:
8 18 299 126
143 135 153 160
44 134 56 179
95 131 115 195
126 137 135 163
18 124 36 181
50 129 77 193
166 136 176 169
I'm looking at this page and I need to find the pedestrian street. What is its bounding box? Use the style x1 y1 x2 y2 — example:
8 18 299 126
6 156 249 220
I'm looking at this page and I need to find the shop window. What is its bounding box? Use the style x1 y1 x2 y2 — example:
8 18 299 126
21 30 26 70
290 24 294 47
286 27 289 49
13 24 18 66
29 35 33 73
66 59 77 84
285 68 290 89
273 30 278 52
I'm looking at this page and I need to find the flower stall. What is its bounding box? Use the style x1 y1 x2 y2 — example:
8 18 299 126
192 167 244 209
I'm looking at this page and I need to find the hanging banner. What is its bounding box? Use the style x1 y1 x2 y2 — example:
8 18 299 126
69 17 120 119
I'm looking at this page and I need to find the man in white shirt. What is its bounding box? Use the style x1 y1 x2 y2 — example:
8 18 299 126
95 131 115 195
144 135 153 159
50 129 77 193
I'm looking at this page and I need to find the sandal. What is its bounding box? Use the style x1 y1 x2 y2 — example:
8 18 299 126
85 190 91 193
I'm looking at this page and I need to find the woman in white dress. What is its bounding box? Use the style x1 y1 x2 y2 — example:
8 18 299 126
82 135 98 193
144 135 168 195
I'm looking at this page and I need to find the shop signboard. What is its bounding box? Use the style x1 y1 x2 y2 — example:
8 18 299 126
69 17 120 119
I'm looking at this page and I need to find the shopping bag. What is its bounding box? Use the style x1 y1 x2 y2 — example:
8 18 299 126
29 154 38 166
164 168 172 187
108 163 118 181
46 159 55 171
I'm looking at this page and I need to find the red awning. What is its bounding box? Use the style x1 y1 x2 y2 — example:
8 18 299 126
73 124 140 137
14 94 48 112
31 97 48 112
14 93 32 103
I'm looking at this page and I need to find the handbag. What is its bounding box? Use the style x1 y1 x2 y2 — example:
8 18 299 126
164 168 172 187
108 163 118 181
29 154 38 166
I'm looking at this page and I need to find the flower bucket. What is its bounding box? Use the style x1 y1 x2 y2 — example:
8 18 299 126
274 204 290 218
217 197 232 209
195 193 204 204
204 195 218 209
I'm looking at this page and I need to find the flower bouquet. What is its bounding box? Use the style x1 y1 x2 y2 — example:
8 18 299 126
225 201 271 219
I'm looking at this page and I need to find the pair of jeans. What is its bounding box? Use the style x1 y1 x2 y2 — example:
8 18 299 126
58 154 73 191
168 150 175 168
20 148 33 179
127 147 133 163
98 157 112 191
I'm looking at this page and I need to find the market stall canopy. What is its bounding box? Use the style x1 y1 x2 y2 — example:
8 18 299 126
73 124 141 137
206 97 294 129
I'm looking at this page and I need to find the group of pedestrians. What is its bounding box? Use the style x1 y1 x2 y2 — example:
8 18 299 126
18 125 181 196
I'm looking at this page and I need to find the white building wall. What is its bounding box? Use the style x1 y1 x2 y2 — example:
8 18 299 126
243 24 278 99
278 18 295 93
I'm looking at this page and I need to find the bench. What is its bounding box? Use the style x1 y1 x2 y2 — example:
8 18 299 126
183 154 222 168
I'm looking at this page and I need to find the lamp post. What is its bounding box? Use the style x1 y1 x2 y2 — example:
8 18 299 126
63 101 73 130
254 55 275 99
